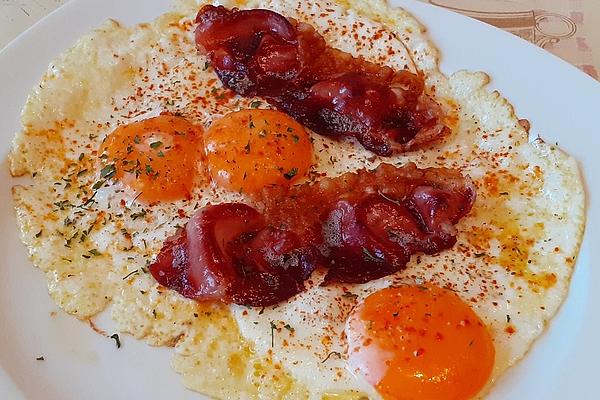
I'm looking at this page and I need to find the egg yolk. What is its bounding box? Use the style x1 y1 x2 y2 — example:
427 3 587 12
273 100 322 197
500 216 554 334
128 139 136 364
346 285 495 400
205 109 312 195
100 114 205 203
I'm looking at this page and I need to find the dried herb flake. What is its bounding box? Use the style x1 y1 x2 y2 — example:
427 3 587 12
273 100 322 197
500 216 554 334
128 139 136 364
283 167 298 180
100 164 116 179
109 333 121 349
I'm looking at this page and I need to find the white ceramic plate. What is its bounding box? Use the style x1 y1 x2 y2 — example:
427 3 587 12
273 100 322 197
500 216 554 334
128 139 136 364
1 0 598 399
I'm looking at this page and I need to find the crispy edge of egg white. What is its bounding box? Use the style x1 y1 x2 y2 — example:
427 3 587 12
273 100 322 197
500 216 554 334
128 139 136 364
444 70 585 396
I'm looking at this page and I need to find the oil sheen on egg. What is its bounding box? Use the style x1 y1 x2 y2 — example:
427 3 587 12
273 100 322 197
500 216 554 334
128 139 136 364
9 0 584 400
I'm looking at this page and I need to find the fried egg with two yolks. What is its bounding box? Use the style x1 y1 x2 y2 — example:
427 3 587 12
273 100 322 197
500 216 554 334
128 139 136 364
9 0 585 399
99 109 313 201
97 107 496 400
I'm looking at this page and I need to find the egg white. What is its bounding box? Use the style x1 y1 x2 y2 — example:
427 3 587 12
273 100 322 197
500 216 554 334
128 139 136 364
9 0 584 399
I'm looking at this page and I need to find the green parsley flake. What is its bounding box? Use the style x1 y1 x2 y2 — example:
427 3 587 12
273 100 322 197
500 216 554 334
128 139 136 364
131 210 147 220
283 167 298 180
100 164 116 179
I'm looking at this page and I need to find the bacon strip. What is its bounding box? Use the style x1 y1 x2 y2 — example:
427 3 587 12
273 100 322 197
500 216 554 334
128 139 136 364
150 163 475 306
194 5 449 156
261 163 476 284
150 203 318 306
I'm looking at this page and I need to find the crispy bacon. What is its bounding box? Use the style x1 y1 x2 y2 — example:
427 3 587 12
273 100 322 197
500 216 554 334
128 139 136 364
149 203 318 306
261 163 476 283
194 5 449 156
150 164 475 306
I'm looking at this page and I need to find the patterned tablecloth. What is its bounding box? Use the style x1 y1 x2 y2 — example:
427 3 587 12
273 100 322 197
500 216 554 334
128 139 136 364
1 0 599 80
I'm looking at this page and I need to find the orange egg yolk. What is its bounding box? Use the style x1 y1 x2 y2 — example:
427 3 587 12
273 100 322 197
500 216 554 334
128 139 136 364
205 109 312 195
346 285 495 400
100 114 205 203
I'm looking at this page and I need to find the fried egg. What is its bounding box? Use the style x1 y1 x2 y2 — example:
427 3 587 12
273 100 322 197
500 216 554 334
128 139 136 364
9 0 584 399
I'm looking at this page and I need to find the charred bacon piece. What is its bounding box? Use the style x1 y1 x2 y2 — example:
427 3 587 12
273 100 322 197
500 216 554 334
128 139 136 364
150 164 475 306
194 5 449 156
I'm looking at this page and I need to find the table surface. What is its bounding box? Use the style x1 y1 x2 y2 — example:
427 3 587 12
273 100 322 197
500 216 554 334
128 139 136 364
1 0 599 79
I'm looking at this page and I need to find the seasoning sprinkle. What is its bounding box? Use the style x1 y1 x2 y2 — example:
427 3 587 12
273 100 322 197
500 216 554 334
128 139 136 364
321 351 342 363
341 291 358 300
109 333 121 349
100 164 116 179
270 321 277 347
283 167 298 180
